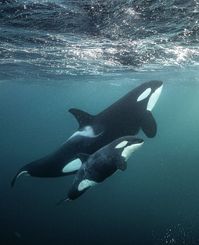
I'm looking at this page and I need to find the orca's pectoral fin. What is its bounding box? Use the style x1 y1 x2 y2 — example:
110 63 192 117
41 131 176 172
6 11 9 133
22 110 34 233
141 111 157 138
68 108 94 128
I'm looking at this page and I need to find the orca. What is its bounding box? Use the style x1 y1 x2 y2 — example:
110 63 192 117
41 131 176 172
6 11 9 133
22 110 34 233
57 136 144 202
11 80 163 187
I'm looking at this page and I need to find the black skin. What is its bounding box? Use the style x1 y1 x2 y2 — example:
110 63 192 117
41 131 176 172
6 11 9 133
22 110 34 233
67 136 143 200
11 80 162 186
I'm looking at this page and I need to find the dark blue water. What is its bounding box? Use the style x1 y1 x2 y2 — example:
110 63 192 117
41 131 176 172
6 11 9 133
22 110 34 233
0 1 199 244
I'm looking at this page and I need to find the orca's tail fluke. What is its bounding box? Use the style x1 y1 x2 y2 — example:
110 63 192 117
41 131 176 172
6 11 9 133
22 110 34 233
11 167 28 188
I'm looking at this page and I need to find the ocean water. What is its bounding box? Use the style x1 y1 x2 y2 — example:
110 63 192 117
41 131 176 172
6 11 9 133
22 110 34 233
0 0 199 244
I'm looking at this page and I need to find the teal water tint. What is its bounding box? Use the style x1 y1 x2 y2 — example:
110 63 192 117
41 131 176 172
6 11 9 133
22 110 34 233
0 68 199 244
0 0 199 244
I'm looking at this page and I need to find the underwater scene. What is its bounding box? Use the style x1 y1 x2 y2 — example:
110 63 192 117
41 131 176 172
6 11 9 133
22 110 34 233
0 0 199 244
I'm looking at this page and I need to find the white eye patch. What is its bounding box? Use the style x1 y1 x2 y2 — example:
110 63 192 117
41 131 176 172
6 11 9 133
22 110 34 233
115 141 128 149
137 88 151 102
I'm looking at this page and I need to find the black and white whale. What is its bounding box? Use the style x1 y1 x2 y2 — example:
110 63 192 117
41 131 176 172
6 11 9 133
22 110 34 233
11 80 163 187
58 136 144 202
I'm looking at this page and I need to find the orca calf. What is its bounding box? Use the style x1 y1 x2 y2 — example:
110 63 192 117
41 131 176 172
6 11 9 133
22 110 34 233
11 80 163 187
58 136 144 202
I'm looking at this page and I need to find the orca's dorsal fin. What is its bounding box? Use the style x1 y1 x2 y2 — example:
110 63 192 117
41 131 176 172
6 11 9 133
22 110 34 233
69 108 94 128
77 153 90 163
141 111 157 138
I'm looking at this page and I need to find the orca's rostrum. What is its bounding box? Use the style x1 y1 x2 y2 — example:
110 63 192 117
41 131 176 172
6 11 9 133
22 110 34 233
11 80 163 186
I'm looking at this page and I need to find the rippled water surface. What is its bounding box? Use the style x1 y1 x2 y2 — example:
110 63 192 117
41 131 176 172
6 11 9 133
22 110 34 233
0 0 198 79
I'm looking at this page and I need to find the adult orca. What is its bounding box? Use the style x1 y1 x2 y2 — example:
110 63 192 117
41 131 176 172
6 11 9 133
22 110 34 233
11 80 163 187
57 136 144 202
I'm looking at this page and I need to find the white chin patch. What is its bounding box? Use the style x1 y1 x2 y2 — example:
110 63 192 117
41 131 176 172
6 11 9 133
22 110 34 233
115 140 128 149
78 179 97 191
121 142 144 161
62 158 82 173
137 88 151 102
147 85 163 111
68 126 102 140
